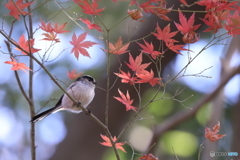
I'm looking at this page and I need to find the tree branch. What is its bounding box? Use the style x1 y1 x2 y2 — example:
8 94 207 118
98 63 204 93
148 65 240 152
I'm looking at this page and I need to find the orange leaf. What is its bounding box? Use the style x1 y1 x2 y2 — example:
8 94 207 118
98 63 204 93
136 70 161 86
205 121 226 142
4 58 31 74
99 134 126 152
15 34 41 54
70 32 98 59
5 0 34 20
114 89 137 111
126 53 151 73
128 9 144 21
108 37 129 55
67 70 82 80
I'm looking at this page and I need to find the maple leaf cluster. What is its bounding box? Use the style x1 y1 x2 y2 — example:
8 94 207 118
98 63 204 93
197 0 240 35
39 20 69 42
115 53 161 87
152 23 190 54
4 34 41 73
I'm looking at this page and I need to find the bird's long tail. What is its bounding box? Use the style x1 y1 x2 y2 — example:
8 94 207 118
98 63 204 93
30 107 61 123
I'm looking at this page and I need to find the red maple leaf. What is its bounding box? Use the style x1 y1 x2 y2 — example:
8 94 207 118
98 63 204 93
136 70 161 86
15 34 41 54
138 153 158 160
5 58 32 74
126 53 151 73
80 18 102 32
114 89 137 111
67 70 82 80
205 121 226 142
114 70 137 85
100 134 126 152
74 0 105 15
152 23 178 43
70 32 98 59
137 40 163 59
174 10 201 35
5 0 34 20
108 37 129 55
166 41 190 54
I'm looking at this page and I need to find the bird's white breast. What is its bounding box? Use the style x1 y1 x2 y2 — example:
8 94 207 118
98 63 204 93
61 81 95 113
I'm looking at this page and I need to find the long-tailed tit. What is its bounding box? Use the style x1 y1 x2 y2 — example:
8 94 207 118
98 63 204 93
30 75 96 123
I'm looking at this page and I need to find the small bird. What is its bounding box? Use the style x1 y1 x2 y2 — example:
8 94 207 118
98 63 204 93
30 75 96 123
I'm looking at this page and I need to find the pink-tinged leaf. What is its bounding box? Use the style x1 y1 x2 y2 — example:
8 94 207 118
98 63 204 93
126 53 151 73
70 32 98 59
114 89 137 111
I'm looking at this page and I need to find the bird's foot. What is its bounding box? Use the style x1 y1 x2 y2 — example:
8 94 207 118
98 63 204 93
85 109 91 116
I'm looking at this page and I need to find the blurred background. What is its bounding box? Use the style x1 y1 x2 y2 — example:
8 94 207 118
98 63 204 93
0 0 239 160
